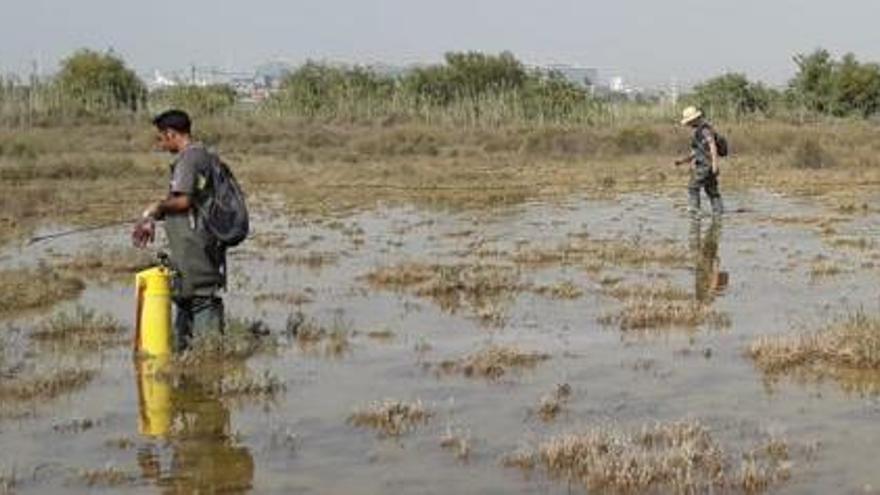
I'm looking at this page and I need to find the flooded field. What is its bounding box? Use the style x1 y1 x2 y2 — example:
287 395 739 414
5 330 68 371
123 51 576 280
2 189 880 494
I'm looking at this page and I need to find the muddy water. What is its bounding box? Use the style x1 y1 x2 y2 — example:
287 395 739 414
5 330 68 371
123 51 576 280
2 190 880 494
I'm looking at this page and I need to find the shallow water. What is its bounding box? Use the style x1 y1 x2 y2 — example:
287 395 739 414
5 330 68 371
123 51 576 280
2 190 880 494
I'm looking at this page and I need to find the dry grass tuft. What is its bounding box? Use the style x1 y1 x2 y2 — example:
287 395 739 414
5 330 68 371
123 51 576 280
505 421 793 494
366 328 395 341
348 399 432 437
748 311 880 377
56 247 154 282
536 383 572 422
219 370 286 400
514 237 689 270
0 266 84 317
533 281 583 299
0 467 17 494
604 282 691 302
77 467 134 487
31 306 124 349
600 300 731 331
809 260 844 279
280 251 340 270
366 262 523 323
286 313 352 357
439 345 550 379
440 425 472 460
0 368 95 402
253 291 314 306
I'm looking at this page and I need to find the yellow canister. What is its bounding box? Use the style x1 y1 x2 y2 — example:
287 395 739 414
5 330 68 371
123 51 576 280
135 266 173 357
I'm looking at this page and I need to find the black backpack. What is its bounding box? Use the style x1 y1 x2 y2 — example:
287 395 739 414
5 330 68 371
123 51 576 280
197 156 250 248
697 123 729 158
714 132 729 157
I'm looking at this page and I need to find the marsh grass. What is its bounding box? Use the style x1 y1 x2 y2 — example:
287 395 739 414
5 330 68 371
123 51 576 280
748 310 880 378
154 319 285 402
219 369 286 401
57 247 154 282
31 306 124 349
600 299 731 331
809 260 844 280
77 467 134 488
514 237 690 272
5 120 880 248
286 313 353 357
0 467 17 494
0 267 84 317
0 368 95 402
440 425 472 461
604 282 691 301
279 251 340 270
438 345 550 379
532 281 583 299
348 399 432 437
536 383 572 422
827 236 873 251
366 262 523 323
253 291 314 306
505 420 793 494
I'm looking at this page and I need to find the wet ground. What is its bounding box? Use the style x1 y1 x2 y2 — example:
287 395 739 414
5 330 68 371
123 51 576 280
2 190 880 493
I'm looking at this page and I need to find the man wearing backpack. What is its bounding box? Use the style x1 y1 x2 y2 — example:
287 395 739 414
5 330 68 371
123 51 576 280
133 109 227 352
674 106 724 217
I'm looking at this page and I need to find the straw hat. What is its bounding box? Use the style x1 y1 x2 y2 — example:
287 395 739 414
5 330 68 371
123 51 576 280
680 106 703 125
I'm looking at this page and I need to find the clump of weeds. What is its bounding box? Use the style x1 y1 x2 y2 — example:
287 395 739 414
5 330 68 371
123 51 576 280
0 266 84 317
56 247 154 283
365 262 523 323
535 383 572 422
438 344 550 379
219 369 286 402
286 312 352 357
514 237 689 270
604 282 691 302
748 310 880 383
76 466 134 488
440 425 472 461
0 368 95 402
0 466 18 494
533 281 583 299
279 251 340 270
600 299 730 331
504 420 795 494
31 306 124 350
808 259 844 280
348 399 432 437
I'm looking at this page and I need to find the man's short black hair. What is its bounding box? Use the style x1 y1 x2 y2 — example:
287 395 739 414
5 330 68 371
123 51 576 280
153 109 192 134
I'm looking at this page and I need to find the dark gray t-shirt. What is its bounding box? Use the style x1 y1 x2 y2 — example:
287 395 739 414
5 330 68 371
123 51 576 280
165 144 223 299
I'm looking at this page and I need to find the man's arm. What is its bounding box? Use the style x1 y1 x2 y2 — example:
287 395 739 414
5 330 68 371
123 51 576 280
143 193 191 220
704 128 719 174
674 151 695 166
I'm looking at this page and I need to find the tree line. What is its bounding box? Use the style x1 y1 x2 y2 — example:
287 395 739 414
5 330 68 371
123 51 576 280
4 48 880 125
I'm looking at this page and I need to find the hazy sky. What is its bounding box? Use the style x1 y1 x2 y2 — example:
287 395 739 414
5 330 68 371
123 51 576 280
2 0 879 86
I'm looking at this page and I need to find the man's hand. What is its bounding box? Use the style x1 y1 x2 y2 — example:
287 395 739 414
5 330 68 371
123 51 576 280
132 218 155 248
142 202 161 221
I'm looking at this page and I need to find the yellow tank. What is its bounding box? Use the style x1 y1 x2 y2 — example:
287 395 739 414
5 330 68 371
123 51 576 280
135 266 173 357
135 357 172 438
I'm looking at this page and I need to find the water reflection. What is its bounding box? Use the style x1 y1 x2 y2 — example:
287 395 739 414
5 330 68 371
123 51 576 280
135 359 254 493
691 218 729 303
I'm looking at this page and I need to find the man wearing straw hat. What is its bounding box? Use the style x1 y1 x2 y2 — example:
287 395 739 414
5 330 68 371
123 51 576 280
675 106 723 217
